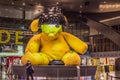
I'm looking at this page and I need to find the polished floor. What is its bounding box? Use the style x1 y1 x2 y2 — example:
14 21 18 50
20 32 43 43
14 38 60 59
1 71 120 80
0 66 120 80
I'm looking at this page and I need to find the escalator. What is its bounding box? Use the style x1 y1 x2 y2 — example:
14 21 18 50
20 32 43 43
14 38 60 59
85 17 120 70
83 17 120 58
86 18 120 48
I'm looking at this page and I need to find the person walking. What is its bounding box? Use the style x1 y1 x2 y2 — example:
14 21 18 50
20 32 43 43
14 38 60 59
25 60 34 80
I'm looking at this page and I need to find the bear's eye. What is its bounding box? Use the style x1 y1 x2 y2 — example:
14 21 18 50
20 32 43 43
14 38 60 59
55 24 59 28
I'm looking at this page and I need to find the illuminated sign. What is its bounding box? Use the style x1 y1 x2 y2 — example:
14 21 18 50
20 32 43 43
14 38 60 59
0 45 23 56
0 30 23 44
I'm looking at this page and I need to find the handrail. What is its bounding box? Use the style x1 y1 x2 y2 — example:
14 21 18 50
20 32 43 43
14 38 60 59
108 74 120 79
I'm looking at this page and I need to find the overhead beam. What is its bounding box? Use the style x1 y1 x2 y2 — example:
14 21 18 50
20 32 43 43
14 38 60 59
101 18 120 26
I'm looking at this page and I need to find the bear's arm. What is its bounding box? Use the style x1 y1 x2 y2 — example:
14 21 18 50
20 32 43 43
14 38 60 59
25 34 41 53
62 32 88 54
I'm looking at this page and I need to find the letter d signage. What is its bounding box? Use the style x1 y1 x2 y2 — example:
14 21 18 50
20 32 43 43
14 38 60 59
0 30 10 43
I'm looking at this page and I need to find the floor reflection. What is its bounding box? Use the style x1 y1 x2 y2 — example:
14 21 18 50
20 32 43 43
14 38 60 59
1 65 120 80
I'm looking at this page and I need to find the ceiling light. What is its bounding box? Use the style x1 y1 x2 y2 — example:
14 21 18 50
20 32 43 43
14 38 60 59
103 1 106 4
5 16 8 17
80 5 82 8
99 3 120 9
5 8 8 11
79 11 82 13
19 7 23 10
12 2 14 5
22 2 26 6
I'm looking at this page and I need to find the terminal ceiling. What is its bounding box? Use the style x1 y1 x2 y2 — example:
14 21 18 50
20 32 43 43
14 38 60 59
0 0 120 23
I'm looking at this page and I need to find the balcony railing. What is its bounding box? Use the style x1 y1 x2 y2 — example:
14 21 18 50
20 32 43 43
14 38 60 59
89 35 120 52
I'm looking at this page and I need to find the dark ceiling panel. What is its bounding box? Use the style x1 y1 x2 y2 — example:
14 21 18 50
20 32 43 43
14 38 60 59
83 11 120 21
0 0 120 13
0 0 120 20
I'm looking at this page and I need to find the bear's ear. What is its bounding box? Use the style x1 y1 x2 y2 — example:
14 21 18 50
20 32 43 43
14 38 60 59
30 19 39 32
64 16 68 27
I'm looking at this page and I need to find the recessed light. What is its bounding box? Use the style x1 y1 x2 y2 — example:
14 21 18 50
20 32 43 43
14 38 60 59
12 2 14 5
5 16 8 17
79 11 82 13
80 5 82 8
19 7 23 10
103 1 106 4
22 2 26 6
5 8 8 11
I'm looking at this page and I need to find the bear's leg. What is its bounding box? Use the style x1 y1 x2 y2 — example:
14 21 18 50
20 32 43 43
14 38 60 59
62 52 81 66
21 52 50 65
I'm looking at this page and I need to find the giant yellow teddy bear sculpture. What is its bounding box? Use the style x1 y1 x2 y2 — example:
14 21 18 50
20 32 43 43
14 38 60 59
21 6 88 66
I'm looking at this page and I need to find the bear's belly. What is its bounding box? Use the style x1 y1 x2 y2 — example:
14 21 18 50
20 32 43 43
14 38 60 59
41 41 70 60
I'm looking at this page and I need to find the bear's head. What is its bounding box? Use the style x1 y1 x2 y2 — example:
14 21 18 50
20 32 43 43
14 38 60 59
30 4 68 37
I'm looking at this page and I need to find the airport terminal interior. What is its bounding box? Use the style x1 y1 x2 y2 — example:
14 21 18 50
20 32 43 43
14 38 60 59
0 0 120 80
